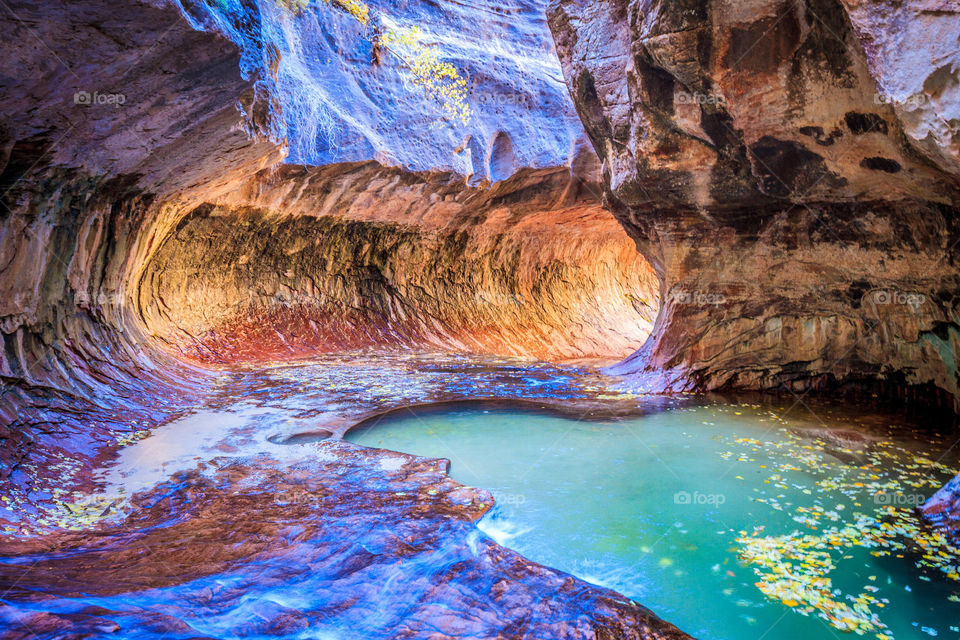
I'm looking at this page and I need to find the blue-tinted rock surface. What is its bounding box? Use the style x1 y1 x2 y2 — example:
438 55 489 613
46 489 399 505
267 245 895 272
172 0 595 182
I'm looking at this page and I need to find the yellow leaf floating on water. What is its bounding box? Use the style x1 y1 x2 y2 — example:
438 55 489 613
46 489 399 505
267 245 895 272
718 427 960 637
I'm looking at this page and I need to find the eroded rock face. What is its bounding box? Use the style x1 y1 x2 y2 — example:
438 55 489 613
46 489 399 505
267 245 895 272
137 164 656 364
0 1 670 636
547 0 960 404
839 0 960 182
0 0 277 492
173 0 594 181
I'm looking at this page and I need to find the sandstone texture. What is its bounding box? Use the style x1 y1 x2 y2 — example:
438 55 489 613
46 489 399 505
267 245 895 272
3 0 960 626
138 164 655 364
548 0 960 400
547 0 960 542
178 0 594 181
839 0 960 182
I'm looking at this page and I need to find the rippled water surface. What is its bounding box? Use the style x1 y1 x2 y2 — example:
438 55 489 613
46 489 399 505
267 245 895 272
348 402 960 640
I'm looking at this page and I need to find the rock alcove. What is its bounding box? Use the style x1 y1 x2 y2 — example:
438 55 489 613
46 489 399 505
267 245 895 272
2 0 960 638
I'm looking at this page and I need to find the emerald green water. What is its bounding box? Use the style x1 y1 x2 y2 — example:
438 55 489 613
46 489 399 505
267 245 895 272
347 402 960 640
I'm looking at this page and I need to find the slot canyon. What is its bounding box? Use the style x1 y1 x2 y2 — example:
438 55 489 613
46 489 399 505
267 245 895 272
1 0 960 639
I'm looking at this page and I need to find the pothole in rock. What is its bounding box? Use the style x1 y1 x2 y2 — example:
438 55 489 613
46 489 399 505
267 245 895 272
268 430 334 444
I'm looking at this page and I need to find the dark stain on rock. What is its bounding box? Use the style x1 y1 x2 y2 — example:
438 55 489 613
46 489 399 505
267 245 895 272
635 53 676 113
799 125 843 146
786 0 857 106
609 0 630 25
700 111 768 206
0 133 52 208
749 136 832 197
574 69 614 160
927 321 960 343
724 8 801 73
861 157 902 173
845 112 889 135
801 0 856 81
847 279 871 308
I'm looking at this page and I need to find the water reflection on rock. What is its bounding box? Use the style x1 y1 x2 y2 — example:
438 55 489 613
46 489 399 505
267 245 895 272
0 353 689 639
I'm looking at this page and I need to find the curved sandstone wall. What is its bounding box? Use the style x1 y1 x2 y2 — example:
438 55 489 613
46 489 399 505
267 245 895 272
0 0 657 478
134 165 657 364
547 0 960 406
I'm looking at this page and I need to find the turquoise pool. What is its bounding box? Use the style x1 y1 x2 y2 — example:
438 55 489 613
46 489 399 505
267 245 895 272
348 401 960 640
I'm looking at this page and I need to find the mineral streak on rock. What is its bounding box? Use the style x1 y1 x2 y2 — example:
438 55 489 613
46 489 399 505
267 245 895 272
546 0 960 541
547 0 960 402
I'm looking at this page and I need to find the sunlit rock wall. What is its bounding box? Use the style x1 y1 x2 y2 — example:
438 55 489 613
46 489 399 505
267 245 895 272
170 0 595 183
136 164 656 363
548 0 960 406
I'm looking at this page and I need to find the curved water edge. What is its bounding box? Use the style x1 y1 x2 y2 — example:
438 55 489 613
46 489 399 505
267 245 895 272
2 353 958 639
0 354 695 640
345 401 960 640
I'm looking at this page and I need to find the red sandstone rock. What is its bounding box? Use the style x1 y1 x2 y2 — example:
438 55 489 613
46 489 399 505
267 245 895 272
547 0 960 402
546 0 960 546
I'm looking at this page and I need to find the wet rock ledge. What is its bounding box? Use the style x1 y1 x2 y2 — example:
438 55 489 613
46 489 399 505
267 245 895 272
0 441 691 640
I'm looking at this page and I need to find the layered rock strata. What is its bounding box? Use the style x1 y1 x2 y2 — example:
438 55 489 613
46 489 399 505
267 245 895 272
547 0 960 401
138 164 656 364
547 0 960 541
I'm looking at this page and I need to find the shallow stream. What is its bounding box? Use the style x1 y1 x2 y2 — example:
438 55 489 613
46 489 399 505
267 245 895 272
2 354 958 639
